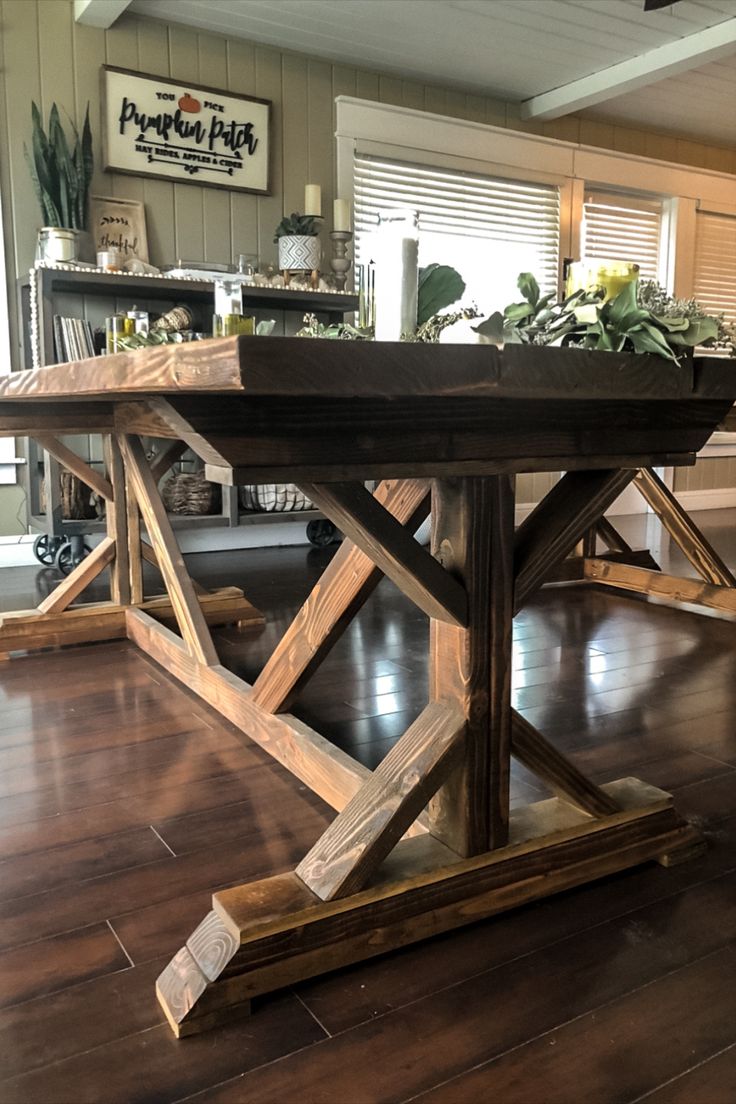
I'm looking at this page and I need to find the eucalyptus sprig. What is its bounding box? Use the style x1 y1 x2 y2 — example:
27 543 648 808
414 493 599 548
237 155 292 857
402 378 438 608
296 313 372 340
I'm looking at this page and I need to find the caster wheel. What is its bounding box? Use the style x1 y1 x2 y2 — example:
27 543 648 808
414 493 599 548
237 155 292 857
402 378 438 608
33 535 63 566
54 541 92 576
307 519 338 547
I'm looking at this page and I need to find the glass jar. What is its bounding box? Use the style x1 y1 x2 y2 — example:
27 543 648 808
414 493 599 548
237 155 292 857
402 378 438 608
126 307 149 335
213 277 255 337
566 259 640 302
106 313 134 353
212 314 255 337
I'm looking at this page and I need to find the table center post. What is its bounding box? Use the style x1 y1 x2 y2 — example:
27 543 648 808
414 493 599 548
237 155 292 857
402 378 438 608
427 475 516 855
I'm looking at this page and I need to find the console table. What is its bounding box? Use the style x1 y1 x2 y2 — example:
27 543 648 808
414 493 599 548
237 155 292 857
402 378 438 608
0 337 733 1038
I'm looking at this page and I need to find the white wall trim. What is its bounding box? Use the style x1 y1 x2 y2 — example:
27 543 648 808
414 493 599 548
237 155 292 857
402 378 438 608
699 433 736 459
675 487 736 512
336 97 736 207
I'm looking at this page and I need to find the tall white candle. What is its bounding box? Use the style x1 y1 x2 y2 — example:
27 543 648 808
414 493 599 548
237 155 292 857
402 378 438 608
304 184 321 217
333 198 351 232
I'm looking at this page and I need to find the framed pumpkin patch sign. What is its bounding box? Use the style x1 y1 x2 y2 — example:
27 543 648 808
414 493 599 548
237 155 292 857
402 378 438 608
101 66 271 194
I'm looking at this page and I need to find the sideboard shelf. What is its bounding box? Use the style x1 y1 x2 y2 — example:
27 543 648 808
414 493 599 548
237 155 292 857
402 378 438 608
16 266 358 553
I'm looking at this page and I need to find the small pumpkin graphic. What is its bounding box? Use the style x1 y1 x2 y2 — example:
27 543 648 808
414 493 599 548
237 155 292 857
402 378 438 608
178 93 201 113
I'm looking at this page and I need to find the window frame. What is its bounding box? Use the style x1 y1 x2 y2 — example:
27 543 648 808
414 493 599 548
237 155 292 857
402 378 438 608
336 97 736 301
0 183 17 483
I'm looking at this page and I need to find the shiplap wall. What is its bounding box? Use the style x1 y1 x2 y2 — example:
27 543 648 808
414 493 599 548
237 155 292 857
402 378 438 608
4 0 736 283
0 0 734 514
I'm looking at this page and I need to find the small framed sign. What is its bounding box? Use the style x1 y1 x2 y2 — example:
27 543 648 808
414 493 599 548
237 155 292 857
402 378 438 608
101 66 271 195
89 195 149 262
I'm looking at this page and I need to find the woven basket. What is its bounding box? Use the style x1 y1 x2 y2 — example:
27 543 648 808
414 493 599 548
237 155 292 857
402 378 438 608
162 472 221 515
41 472 98 519
239 483 313 513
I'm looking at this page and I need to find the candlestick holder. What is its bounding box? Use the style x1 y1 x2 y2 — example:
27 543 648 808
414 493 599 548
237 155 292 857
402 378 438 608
329 230 353 292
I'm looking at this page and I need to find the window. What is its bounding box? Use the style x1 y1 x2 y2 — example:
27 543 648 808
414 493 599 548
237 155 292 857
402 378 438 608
353 153 561 310
693 210 736 325
0 188 15 481
580 191 664 282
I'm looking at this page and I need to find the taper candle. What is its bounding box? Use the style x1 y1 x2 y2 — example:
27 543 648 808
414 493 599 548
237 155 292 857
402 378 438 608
304 184 322 217
333 198 351 232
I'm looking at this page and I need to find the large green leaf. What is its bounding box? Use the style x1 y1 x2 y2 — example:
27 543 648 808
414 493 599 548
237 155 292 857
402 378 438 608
616 308 651 330
80 105 93 228
652 314 690 332
416 264 465 325
29 123 62 226
605 280 638 324
471 311 505 343
517 272 539 307
680 316 719 346
629 323 678 361
504 301 535 322
49 104 75 228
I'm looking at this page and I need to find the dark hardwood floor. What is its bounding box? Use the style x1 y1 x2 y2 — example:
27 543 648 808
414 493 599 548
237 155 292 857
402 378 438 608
0 511 735 1103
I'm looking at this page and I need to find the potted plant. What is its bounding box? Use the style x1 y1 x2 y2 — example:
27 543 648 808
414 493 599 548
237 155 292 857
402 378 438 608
274 212 321 272
25 101 93 264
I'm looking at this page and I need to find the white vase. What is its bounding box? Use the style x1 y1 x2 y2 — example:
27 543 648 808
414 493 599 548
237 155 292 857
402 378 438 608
278 235 321 271
36 227 80 264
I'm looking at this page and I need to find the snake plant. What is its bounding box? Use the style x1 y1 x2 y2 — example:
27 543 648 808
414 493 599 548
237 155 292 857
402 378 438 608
24 102 93 230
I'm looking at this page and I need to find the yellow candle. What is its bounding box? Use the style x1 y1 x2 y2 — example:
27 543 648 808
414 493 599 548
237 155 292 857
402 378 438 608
333 198 351 232
304 184 321 217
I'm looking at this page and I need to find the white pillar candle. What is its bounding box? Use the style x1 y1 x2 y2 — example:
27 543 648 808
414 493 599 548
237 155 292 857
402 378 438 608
304 184 321 217
333 198 351 232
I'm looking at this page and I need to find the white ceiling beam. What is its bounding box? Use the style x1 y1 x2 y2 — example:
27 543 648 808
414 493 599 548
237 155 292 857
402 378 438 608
521 17 736 120
74 0 132 28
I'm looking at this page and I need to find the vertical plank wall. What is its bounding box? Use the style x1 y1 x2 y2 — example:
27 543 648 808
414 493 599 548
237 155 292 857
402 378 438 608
1 0 735 497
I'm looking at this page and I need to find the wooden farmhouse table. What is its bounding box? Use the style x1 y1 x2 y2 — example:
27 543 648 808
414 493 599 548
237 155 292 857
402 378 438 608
1 336 735 1038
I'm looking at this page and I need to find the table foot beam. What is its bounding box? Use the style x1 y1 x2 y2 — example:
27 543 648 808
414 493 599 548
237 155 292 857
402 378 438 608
0 589 259 655
585 558 736 618
156 777 699 1037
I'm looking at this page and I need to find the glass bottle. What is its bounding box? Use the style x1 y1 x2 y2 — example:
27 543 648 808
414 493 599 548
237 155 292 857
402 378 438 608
212 278 255 336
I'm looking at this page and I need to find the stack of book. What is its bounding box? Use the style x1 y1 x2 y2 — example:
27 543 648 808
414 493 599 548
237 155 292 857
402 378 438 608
53 316 96 363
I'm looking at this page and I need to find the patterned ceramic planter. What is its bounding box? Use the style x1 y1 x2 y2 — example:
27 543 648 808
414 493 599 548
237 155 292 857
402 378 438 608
278 234 321 271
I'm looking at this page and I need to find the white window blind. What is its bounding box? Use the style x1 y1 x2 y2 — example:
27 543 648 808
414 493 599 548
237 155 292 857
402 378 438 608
693 210 736 324
353 153 561 310
581 191 663 281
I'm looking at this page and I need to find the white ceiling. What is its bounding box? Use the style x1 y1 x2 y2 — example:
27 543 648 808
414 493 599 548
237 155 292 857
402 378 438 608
127 0 736 145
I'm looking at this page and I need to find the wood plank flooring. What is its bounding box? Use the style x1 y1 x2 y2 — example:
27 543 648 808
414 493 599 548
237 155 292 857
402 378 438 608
0 510 735 1102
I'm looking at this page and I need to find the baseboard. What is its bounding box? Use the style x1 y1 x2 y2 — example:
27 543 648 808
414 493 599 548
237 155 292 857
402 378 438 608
674 487 736 512
0 535 35 567
515 482 646 523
